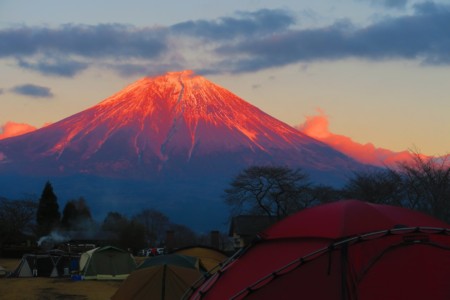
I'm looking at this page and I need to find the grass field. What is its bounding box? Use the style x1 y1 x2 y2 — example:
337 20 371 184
0 258 126 300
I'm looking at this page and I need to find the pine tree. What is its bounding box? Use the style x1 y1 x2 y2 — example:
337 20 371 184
61 197 93 231
61 201 77 229
36 181 60 236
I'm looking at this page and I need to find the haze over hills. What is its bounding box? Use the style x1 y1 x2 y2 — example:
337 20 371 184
0 70 373 231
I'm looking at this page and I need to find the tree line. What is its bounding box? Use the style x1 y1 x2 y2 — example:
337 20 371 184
224 153 450 224
0 181 228 255
1 153 449 255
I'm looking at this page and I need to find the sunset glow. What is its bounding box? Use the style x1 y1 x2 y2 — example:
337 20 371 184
296 111 417 167
1 1 449 157
0 121 37 140
0 99 442 168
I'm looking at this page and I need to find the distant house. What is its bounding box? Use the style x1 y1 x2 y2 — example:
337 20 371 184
229 215 278 249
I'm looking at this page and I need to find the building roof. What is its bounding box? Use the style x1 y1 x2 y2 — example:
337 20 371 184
229 215 278 237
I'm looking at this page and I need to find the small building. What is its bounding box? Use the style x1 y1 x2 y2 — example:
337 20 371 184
229 215 277 249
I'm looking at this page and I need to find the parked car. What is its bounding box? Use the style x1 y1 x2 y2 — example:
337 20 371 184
138 247 166 256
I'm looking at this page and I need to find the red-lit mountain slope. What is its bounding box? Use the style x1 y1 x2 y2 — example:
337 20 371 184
0 70 368 182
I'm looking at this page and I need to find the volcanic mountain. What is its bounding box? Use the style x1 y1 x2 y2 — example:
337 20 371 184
0 70 371 230
0 70 363 178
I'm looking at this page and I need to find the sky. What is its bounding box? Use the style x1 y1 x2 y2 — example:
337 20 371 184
1 0 449 163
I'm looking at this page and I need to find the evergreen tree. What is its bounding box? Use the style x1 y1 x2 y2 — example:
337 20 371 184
118 220 147 254
36 181 60 236
102 212 129 244
61 197 93 231
61 201 77 229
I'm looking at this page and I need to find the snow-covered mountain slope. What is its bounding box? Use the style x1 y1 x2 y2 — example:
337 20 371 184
0 70 366 180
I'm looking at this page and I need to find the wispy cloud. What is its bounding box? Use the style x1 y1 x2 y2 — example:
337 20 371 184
0 4 449 76
362 0 409 9
170 9 295 40
11 84 54 98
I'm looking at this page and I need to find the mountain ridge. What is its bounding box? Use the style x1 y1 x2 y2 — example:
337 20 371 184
0 70 362 179
0 70 374 230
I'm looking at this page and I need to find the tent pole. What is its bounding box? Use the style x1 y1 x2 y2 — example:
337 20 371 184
162 264 167 300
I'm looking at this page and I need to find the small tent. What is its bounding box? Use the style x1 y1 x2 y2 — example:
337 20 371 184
12 251 79 277
172 246 228 273
79 246 136 280
112 254 205 300
187 200 450 300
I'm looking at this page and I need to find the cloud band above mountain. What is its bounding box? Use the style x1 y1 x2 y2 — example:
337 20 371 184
0 3 449 77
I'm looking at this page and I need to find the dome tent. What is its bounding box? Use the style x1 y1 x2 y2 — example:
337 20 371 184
79 245 136 280
12 250 79 278
112 254 204 300
172 246 228 273
187 200 450 300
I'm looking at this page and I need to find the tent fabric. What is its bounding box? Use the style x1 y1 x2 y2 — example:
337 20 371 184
112 264 203 300
137 254 201 271
79 246 136 280
234 229 450 300
187 200 450 300
172 246 228 273
261 199 448 240
112 254 204 300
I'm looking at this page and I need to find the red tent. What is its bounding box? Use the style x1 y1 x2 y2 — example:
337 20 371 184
187 200 450 300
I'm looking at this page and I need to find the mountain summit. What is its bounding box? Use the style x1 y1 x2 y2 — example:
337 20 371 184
0 70 362 180
0 70 372 230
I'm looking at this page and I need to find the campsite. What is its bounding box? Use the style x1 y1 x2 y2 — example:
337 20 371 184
0 245 229 300
0 257 123 299
1 200 449 299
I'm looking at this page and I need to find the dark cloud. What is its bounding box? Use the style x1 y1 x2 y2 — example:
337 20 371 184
18 58 88 77
0 6 449 76
413 1 447 14
0 23 167 59
383 0 408 9
213 3 450 72
11 84 54 98
366 0 408 9
109 62 186 77
170 9 295 39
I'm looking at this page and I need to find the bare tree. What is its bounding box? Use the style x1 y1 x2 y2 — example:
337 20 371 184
399 153 450 222
224 166 313 220
132 209 170 247
343 153 450 223
0 198 37 248
343 169 404 206
167 223 198 249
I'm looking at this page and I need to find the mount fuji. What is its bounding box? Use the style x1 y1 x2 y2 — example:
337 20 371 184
0 70 371 230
